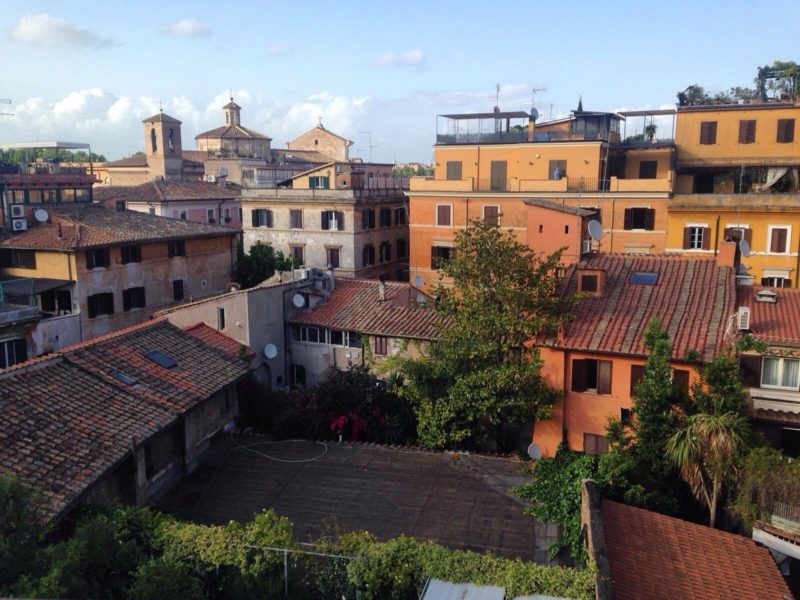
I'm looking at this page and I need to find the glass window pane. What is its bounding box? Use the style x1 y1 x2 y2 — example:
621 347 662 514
762 357 780 386
782 359 800 388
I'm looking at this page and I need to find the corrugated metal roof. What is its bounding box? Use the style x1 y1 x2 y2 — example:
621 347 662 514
421 579 505 600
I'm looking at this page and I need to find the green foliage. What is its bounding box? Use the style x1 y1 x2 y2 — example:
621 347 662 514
0 148 107 164
730 446 800 529
236 242 294 289
0 473 47 589
392 164 433 178
397 221 576 449
736 333 768 354
127 556 204 600
513 446 598 562
690 354 748 415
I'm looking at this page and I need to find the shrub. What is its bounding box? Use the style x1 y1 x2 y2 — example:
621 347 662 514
0 473 46 590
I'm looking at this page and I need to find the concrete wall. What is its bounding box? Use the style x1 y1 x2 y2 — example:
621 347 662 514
184 387 238 473
124 199 243 229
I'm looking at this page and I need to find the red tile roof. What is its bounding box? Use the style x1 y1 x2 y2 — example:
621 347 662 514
0 203 237 250
185 322 253 359
0 320 252 522
195 124 271 141
602 499 791 600
550 254 736 361
291 279 449 340
94 180 240 204
106 154 149 168
738 285 800 346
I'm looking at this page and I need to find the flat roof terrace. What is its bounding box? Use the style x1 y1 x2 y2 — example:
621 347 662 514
158 435 556 563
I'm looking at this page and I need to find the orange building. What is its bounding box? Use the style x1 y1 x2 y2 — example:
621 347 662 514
533 248 737 456
407 108 675 289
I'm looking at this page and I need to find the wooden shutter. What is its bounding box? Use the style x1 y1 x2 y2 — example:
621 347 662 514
777 119 795 143
739 120 756 144
337 212 345 231
701 227 711 250
583 433 597 455
446 161 462 180
490 161 507 191
630 364 645 396
571 359 587 392
437 205 450 226
321 211 330 230
484 206 499 226
123 289 131 311
672 369 690 395
267 210 273 228
682 227 692 249
623 208 633 230
740 355 762 387
251 209 259 227
597 361 612 395
700 121 717 144
13 338 27 364
644 209 656 231
771 228 787 253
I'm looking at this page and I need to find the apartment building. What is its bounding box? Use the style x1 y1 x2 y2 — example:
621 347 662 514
242 161 410 280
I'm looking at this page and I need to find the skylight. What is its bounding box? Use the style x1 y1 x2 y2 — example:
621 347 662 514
630 271 659 285
111 369 139 386
143 349 178 369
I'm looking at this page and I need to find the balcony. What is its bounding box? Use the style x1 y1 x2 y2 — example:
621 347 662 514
0 278 39 326
410 176 671 193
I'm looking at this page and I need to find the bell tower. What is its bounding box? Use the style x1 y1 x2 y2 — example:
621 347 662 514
142 111 184 180
223 97 241 127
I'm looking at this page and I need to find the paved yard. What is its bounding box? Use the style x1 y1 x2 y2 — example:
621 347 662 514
158 435 558 563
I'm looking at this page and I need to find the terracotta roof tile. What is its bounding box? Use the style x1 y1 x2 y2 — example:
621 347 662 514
738 285 800 346
291 279 449 340
0 203 237 250
195 124 271 141
524 199 597 216
551 254 736 361
106 154 149 168
602 499 791 600
94 180 240 204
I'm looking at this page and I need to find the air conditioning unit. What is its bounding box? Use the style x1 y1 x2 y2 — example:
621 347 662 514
582 239 593 254
737 306 751 331
206 174 217 183
12 219 27 231
293 268 310 280
11 205 25 218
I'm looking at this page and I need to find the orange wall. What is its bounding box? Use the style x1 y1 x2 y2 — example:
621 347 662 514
622 148 672 180
526 205 587 264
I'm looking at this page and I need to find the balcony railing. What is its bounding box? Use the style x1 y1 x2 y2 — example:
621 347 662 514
411 176 672 193
436 130 621 145
0 278 39 326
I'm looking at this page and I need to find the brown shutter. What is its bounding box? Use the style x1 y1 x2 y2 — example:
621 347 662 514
571 359 587 392
740 355 762 387
437 205 450 226
743 228 752 245
321 211 330 230
772 228 787 253
597 361 612 395
630 364 646 397
672 369 690 395
337 212 345 231
623 208 633 230
682 227 692 249
644 208 656 231
701 227 711 250
778 119 795 143
723 227 734 241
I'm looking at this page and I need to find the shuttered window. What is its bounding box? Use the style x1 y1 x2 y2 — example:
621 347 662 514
583 433 609 455
362 209 376 229
572 359 612 394
630 364 645 397
683 226 710 250
770 227 789 253
700 121 717 145
623 208 655 231
446 161 462 180
380 208 392 227
738 120 756 144
86 248 110 269
777 119 795 143
548 160 567 180
672 369 690 396
638 161 657 179
122 287 146 311
483 205 499 226
87 292 114 318
0 338 27 369
436 205 452 226
723 227 751 245
321 210 344 231
740 355 762 388
252 209 273 228
290 209 303 229
396 239 407 259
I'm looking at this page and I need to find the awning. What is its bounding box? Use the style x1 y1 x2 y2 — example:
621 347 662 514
763 268 791 279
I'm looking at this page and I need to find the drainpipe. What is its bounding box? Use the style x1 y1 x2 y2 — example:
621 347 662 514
713 215 720 257
795 233 800 287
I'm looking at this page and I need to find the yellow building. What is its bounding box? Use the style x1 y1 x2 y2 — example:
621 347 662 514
671 101 800 286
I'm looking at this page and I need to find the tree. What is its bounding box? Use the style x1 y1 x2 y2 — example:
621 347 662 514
667 412 748 528
392 164 433 178
397 221 576 449
0 474 46 590
599 319 682 513
731 446 800 528
236 242 294 289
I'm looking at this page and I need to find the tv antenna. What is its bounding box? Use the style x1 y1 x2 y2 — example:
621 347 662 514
530 86 547 111
495 83 500 107
0 98 13 117
359 131 377 162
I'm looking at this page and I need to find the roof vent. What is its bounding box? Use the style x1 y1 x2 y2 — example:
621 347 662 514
737 306 751 331
755 289 778 303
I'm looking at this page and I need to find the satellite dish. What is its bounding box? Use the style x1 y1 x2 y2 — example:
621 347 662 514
292 293 306 308
263 343 277 359
587 219 603 241
527 443 542 460
34 208 49 223
739 238 751 258
530 108 540 121
416 293 426 305
413 275 423 287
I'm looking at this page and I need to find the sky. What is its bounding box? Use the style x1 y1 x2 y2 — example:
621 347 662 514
1 0 797 163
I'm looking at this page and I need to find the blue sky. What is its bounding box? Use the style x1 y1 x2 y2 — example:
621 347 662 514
2 0 797 162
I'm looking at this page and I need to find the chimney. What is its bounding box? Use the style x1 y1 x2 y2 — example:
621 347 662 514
527 113 536 142
327 265 335 292
717 239 739 269
378 276 386 302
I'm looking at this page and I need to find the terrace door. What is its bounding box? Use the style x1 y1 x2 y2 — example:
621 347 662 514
490 161 507 191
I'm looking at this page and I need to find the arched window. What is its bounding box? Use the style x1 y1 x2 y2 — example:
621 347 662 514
150 128 157 153
168 128 174 152
226 113 229 125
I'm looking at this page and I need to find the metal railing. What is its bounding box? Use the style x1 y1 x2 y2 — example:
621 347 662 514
436 130 620 145
0 278 36 311
567 177 611 192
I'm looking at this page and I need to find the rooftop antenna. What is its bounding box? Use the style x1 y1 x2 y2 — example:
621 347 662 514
495 83 500 108
530 86 547 111
0 99 12 117
359 131 377 162
549 102 553 120
159 100 163 113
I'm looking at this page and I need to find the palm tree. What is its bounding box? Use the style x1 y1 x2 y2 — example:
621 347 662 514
666 412 748 528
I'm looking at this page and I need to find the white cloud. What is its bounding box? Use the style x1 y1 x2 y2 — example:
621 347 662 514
265 41 290 56
375 49 425 68
11 13 116 47
161 17 212 38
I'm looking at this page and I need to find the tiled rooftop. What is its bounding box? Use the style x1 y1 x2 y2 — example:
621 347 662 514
291 279 450 340
524 199 598 217
94 180 240 204
551 254 736 361
195 124 271 141
738 285 800 347
0 203 237 251
602 499 792 600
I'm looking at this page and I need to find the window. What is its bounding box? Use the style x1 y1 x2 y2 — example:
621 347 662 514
121 244 141 264
761 357 800 390
224 208 231 223
86 248 110 269
379 241 392 263
396 238 407 259
309 175 330 189
630 271 659 285
436 205 451 226
761 276 791 288
777 119 795 143
373 336 388 356
583 433 609 455
252 209 273 228
167 128 174 152
638 161 658 179
490 160 507 191
431 246 454 269
700 121 717 145
0 338 27 369
769 226 790 253
149 207 156 215
144 349 177 369
672 369 690 396
326 247 340 269
321 210 344 231
150 128 157 153
623 207 655 231
380 207 392 227
682 226 710 250
571 358 612 394
173 279 184 301
738 120 756 144
292 364 306 387
290 209 303 229
330 330 344 345
291 245 304 266
483 205 499 226
167 240 186 257
723 226 751 244
446 161 462 180
207 209 216 223
362 244 375 267
116 200 126 212
394 207 407 226
87 292 114 318
0 249 35 269
579 273 598 293
549 160 567 180
362 209 376 229
217 307 226 330
179 211 187 220
630 364 645 397
40 289 71 314
122 287 146 311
